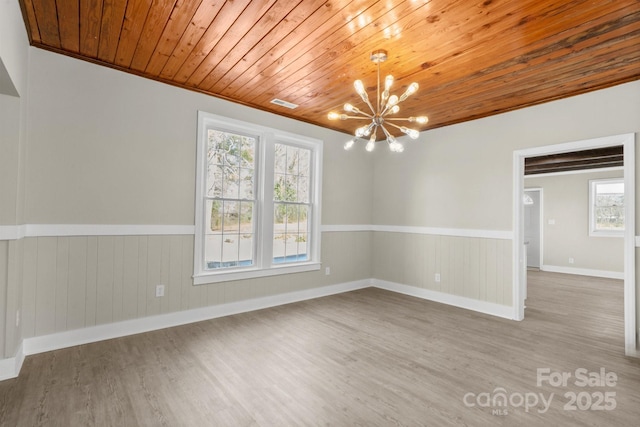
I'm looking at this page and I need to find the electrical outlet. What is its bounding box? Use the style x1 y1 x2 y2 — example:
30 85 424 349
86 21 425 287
435 273 441 283
548 219 556 225
325 267 331 275
569 258 574 264
156 285 165 297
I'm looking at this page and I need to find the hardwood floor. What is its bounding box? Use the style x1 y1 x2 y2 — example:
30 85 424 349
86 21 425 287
1 271 639 426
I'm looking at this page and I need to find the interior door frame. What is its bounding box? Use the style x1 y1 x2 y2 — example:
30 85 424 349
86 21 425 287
524 187 543 270
513 133 637 356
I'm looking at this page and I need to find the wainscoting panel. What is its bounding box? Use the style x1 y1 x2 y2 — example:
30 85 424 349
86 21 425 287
373 232 512 306
19 232 374 339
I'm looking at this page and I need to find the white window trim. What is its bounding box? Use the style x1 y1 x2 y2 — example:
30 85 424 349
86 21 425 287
589 177 624 238
193 111 322 285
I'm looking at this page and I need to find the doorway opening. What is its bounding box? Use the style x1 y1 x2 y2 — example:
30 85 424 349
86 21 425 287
524 188 542 271
513 133 636 356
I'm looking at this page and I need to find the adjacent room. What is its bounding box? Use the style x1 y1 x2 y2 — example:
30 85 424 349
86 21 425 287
1 0 639 425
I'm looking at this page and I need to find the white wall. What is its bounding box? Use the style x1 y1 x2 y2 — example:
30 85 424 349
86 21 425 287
526 170 624 275
373 82 640 230
0 0 28 225
0 94 20 224
0 0 29 96
24 49 373 226
1 17 639 368
11 48 374 344
0 0 29 360
372 79 640 324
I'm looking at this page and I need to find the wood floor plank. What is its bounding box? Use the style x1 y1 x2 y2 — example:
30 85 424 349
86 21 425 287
1 271 639 425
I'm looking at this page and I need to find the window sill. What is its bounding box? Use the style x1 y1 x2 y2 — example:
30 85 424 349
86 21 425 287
589 230 624 238
193 262 321 285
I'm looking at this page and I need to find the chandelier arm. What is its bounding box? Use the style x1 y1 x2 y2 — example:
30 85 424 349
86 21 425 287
384 117 416 121
342 115 374 120
352 110 374 118
360 97 377 115
380 125 393 140
380 102 397 117
384 121 420 139
384 121 405 131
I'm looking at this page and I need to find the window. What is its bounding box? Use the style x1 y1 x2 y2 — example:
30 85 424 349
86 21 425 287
589 178 624 237
194 112 322 284
204 129 257 269
273 143 312 264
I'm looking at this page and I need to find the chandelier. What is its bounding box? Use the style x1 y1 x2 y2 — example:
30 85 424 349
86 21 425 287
328 49 428 153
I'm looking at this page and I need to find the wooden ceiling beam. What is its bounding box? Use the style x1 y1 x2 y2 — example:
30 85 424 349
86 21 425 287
524 146 624 175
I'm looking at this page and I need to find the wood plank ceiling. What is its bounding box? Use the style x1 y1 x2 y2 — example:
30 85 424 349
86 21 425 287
18 0 640 139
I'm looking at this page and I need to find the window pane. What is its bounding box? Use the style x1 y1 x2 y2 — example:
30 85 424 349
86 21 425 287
222 167 239 199
207 130 256 199
205 200 254 269
273 203 310 263
239 168 254 199
206 165 224 198
206 200 222 232
221 237 239 263
239 233 254 265
230 202 254 266
595 206 624 230
273 144 311 204
274 173 286 202
239 201 254 235
287 146 300 174
203 128 257 269
596 182 624 195
240 138 255 169
298 176 309 203
594 180 624 231
272 144 312 265
297 233 309 262
204 200 223 269
274 144 287 174
207 130 224 165
221 201 238 232
275 174 299 202
204 234 223 269
298 149 310 177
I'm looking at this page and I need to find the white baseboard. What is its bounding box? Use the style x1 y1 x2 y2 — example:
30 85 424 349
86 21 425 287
541 265 624 280
626 347 640 358
0 358 16 382
0 342 24 382
372 279 514 320
2 276 525 381
22 279 372 358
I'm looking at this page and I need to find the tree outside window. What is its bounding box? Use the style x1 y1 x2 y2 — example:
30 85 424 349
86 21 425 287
590 178 624 236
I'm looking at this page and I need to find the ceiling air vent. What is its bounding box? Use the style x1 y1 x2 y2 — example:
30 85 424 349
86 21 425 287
270 98 299 109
